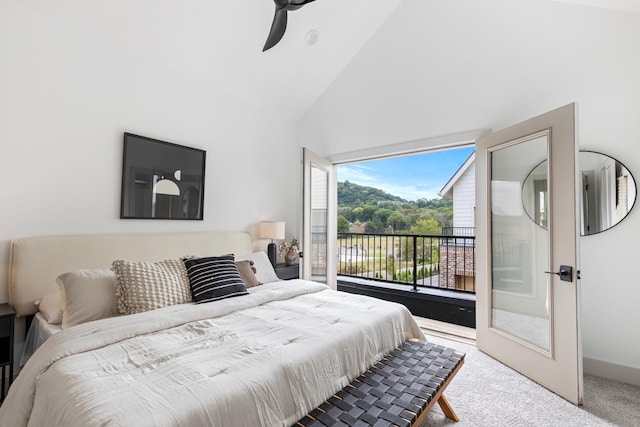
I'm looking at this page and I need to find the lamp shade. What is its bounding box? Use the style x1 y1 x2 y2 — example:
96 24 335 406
153 179 180 196
259 221 285 240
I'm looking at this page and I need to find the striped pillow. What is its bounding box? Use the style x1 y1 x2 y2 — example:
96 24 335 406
183 255 249 304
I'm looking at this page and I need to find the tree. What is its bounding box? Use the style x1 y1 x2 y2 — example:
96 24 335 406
338 206 354 222
386 254 395 278
362 205 378 222
410 218 441 236
374 208 393 225
365 218 384 233
387 211 406 232
364 221 379 233
337 215 350 233
352 207 364 221
405 212 421 230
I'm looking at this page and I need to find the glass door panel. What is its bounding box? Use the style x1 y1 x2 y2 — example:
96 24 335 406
490 133 550 352
302 148 336 287
475 103 582 404
310 166 328 283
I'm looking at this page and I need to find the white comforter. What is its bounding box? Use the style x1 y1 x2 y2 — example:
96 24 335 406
1 280 424 427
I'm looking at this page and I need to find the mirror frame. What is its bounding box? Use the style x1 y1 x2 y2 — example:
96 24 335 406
522 150 637 236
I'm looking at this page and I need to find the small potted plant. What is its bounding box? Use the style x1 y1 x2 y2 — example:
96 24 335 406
278 237 300 266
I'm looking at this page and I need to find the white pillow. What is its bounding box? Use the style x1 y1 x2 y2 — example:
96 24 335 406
57 269 119 329
236 251 280 284
36 292 63 324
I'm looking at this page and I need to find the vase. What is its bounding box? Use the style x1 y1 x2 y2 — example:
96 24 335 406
284 248 298 266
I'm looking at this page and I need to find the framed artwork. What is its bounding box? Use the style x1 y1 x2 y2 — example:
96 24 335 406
120 133 206 220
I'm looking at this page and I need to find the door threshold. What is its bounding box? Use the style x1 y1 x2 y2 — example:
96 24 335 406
414 316 477 345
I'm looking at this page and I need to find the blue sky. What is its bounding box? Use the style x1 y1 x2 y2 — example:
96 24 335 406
337 147 474 201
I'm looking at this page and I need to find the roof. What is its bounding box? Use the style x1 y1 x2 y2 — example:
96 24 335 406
438 152 475 200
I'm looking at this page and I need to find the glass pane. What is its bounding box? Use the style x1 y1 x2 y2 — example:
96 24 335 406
311 165 328 283
491 134 550 351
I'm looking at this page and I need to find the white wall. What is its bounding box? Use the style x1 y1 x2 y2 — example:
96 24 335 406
299 0 640 383
0 2 301 358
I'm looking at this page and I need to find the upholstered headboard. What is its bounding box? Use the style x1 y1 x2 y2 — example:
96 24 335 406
8 231 253 317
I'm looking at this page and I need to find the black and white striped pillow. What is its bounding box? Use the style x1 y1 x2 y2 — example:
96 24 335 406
183 255 249 304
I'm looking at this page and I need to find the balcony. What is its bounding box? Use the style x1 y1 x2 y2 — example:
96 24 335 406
337 229 476 328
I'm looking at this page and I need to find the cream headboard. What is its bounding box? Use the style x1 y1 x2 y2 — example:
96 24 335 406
8 231 253 317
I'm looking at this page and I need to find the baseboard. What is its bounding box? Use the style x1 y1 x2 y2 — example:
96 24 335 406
583 357 640 387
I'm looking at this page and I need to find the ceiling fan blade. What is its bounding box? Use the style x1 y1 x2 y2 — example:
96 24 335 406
287 0 315 10
263 8 288 52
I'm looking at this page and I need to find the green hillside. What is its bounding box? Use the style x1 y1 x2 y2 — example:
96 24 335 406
338 181 406 205
337 181 452 234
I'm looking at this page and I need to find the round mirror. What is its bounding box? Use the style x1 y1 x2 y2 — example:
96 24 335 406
523 151 636 235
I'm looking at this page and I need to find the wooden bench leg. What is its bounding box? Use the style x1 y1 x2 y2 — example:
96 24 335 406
437 394 460 422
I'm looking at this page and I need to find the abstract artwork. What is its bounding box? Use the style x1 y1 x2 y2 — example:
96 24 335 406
120 133 206 220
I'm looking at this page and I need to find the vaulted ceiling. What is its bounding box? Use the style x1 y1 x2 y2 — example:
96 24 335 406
83 0 405 120
184 0 637 120
9 0 636 122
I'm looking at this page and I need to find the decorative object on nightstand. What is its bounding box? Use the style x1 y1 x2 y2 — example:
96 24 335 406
278 237 300 266
276 263 299 280
259 221 285 269
0 303 15 402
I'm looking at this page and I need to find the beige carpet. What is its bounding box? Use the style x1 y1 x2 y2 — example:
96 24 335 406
420 333 640 426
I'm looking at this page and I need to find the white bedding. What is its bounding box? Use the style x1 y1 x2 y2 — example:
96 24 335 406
1 280 424 427
19 312 62 367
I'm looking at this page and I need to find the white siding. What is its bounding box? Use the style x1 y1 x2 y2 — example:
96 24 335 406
452 163 475 228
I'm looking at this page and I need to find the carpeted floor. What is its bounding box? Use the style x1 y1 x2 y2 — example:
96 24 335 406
420 333 640 427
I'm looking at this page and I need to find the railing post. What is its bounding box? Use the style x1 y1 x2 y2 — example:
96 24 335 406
412 236 418 291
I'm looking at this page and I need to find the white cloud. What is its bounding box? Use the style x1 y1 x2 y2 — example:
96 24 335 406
338 165 442 201
337 165 379 186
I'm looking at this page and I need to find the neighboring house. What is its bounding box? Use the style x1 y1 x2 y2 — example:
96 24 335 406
437 152 476 291
349 222 367 234
438 152 476 230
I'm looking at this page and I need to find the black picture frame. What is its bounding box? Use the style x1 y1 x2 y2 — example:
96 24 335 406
120 133 206 220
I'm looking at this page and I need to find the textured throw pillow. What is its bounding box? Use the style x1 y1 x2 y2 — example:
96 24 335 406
235 260 261 288
235 251 280 284
56 269 119 329
36 292 63 324
112 259 192 315
183 255 249 303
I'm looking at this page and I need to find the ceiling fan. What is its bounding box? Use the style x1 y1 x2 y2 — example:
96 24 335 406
263 0 316 52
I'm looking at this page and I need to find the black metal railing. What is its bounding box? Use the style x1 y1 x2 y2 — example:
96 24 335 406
441 227 475 237
337 232 476 293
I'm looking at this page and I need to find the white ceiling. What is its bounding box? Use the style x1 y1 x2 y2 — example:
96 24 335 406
105 0 404 121
552 0 640 14
23 0 636 122
207 0 638 120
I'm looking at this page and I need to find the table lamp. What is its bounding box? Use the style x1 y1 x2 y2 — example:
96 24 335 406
259 221 285 268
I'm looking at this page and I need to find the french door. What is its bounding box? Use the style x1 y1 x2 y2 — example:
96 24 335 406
302 148 337 287
475 103 583 404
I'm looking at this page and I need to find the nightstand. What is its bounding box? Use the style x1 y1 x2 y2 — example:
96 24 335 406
0 304 15 402
276 263 299 280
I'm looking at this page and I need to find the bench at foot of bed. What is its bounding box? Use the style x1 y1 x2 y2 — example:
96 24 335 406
295 339 465 427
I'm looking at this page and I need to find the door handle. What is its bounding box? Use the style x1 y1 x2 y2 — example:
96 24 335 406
545 265 573 282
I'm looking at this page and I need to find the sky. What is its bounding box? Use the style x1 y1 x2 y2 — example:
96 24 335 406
337 146 475 201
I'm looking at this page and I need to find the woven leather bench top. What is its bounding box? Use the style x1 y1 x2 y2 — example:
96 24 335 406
294 340 465 427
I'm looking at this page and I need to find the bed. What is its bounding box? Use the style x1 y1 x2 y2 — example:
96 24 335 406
19 312 62 367
0 231 425 427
